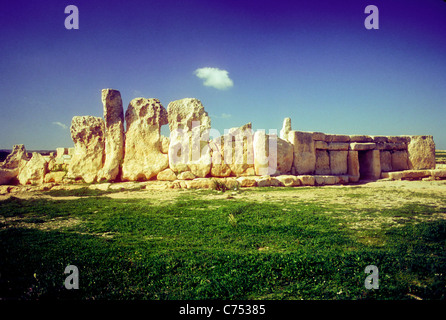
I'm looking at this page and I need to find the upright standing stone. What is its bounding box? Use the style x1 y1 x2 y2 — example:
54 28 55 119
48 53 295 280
347 150 360 182
280 118 292 141
407 135 436 169
98 89 125 182
122 98 169 181
0 144 29 185
288 131 316 175
67 116 105 183
167 98 212 178
315 150 330 175
329 151 348 175
253 131 292 176
17 152 48 185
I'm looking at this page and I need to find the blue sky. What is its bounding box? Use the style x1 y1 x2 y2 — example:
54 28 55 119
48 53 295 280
1 0 445 150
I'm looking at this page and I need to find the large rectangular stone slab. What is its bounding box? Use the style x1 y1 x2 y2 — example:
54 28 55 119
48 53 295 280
380 151 392 172
347 151 360 182
329 150 348 175
288 131 316 175
350 143 376 151
391 150 409 171
327 142 349 151
315 150 330 175
407 135 436 170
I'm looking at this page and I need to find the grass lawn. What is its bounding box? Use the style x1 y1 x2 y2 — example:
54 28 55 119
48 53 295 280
0 185 445 300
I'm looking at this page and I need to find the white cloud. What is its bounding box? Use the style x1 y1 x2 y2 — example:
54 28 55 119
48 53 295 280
194 67 234 90
52 121 68 130
219 113 232 119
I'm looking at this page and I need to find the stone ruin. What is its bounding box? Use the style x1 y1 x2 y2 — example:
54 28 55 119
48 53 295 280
1 88 445 190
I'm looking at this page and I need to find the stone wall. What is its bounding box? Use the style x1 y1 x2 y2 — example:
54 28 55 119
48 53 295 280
0 89 440 186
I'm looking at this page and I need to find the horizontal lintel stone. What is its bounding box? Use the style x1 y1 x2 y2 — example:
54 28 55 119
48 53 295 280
350 142 376 151
349 135 373 142
327 142 350 151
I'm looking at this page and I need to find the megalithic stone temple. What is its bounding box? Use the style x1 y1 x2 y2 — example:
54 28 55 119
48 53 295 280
1 89 444 189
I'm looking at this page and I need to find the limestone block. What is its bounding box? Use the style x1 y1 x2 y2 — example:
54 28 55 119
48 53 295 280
296 175 315 186
160 136 170 154
329 150 348 175
67 116 105 183
347 151 360 182
98 89 125 182
388 136 410 143
177 171 196 180
288 131 316 175
236 176 258 187
122 98 169 181
327 143 349 151
157 168 177 181
56 148 68 158
44 171 66 183
391 150 409 171
349 135 373 142
315 150 330 175
311 132 326 141
0 144 29 185
18 152 48 185
350 143 376 151
431 169 446 179
371 136 388 143
380 151 392 172
280 117 292 141
407 135 436 170
315 175 340 186
167 98 212 178
330 135 350 142
314 141 328 149
253 131 293 176
256 176 281 187
185 178 216 189
275 175 300 187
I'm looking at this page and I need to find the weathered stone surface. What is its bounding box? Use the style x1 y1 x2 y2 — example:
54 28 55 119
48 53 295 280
371 136 388 143
185 178 216 189
347 151 360 182
44 171 67 183
431 169 446 179
407 135 436 170
349 135 373 142
67 116 105 183
253 131 293 176
211 123 254 177
177 171 196 180
98 89 125 182
122 98 169 181
160 136 170 154
315 175 340 186
167 98 212 178
2 144 29 170
314 141 328 150
156 168 177 181
280 117 292 141
256 176 281 187
329 150 348 175
288 131 316 175
236 176 257 187
388 136 410 143
327 142 349 151
330 135 350 142
391 150 409 171
311 132 326 141
315 150 330 175
0 144 29 185
275 175 300 187
56 148 68 158
18 152 48 185
380 151 392 172
350 143 376 151
296 175 315 186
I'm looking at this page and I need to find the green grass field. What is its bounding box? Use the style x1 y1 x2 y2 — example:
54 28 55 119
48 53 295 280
1 185 445 300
